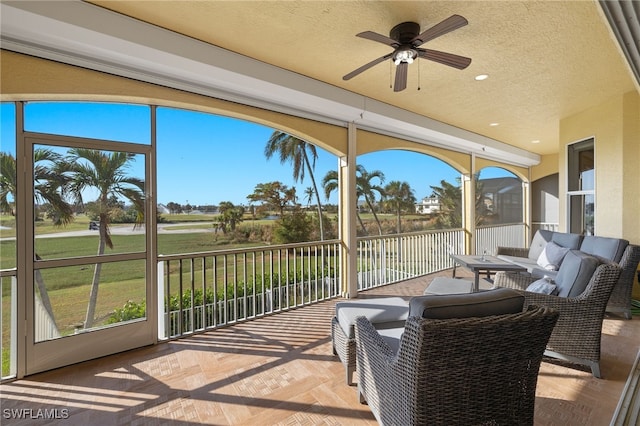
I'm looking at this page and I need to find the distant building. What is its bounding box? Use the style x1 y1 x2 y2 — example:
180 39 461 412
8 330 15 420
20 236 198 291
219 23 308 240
415 196 440 215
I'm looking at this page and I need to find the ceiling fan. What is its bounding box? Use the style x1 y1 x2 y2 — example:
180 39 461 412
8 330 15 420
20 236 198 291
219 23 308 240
343 15 472 92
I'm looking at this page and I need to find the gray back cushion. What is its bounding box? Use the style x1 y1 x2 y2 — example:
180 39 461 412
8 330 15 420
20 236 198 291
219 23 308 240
528 230 554 260
555 250 600 298
580 236 628 262
551 232 583 250
408 288 524 319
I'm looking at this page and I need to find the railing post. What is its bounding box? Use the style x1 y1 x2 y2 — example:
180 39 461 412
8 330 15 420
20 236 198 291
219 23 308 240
157 261 165 340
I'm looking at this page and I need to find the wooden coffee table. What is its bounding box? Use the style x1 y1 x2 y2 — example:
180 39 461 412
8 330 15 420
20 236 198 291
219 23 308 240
450 254 526 292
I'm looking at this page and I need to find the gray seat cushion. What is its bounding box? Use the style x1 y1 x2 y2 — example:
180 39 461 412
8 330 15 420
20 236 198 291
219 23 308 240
377 326 404 354
528 230 554 260
554 250 600 298
408 288 524 319
335 297 409 338
580 236 628 263
424 277 473 295
497 254 540 273
527 230 583 260
551 232 583 251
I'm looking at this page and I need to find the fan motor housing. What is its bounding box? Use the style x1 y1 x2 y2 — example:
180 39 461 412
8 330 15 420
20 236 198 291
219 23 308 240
390 22 420 43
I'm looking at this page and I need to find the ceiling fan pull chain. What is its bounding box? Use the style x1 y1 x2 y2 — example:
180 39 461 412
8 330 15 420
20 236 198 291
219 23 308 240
418 58 421 91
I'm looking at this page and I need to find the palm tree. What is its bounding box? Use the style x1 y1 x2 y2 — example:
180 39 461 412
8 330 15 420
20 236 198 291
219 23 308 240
430 173 487 229
0 152 17 216
303 186 314 207
65 148 145 328
383 180 416 234
218 201 244 233
356 165 385 235
430 179 463 229
264 132 325 240
322 166 386 235
322 169 366 234
1 149 74 323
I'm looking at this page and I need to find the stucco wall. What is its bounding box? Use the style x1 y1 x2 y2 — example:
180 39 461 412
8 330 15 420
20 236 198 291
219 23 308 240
559 91 639 244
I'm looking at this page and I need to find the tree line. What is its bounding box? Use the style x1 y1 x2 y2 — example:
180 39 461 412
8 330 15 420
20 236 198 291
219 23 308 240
0 132 480 329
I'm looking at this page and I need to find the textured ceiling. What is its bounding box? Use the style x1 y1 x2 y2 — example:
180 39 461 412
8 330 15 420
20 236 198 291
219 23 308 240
87 1 637 156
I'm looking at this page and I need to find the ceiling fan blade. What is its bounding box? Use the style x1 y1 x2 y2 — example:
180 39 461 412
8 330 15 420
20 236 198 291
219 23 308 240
343 53 393 80
394 62 408 92
417 48 472 69
411 14 468 46
356 31 400 48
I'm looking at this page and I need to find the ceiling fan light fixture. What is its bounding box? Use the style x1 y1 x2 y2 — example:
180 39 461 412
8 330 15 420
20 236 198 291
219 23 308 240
393 48 417 65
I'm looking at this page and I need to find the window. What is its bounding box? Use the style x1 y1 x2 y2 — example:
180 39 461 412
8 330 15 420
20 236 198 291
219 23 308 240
567 139 594 235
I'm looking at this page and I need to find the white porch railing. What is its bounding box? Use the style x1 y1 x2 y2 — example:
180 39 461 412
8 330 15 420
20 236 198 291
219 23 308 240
532 222 560 234
475 223 527 255
157 225 526 339
356 229 465 291
157 240 342 339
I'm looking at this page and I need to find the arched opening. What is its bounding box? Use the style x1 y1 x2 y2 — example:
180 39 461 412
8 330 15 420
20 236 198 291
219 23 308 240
476 166 524 226
356 149 464 236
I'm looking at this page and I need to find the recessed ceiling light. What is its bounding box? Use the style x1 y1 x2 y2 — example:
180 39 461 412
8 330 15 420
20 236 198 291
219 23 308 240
531 140 540 144
475 74 489 81
490 123 499 126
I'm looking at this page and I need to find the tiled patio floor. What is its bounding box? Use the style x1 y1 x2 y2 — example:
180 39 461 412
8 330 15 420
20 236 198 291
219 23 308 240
1 270 638 425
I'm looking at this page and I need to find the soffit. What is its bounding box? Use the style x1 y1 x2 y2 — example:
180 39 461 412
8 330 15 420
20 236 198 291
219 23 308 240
86 0 637 157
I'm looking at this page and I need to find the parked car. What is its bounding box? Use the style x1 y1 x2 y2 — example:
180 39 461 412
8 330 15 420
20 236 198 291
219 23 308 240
89 221 99 230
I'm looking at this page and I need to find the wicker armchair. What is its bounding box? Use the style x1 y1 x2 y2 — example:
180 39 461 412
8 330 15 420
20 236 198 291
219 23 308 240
355 300 558 426
606 244 640 319
494 262 622 378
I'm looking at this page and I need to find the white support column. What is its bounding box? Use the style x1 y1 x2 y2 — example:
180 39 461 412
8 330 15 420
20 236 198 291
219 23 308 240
463 153 476 255
523 176 531 246
340 123 358 298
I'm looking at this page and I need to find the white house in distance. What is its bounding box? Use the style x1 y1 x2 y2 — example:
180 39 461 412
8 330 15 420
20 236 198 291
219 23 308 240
415 196 440 215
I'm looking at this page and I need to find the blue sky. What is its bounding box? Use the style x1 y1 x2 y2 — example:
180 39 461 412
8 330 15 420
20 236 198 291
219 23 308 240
1 102 513 206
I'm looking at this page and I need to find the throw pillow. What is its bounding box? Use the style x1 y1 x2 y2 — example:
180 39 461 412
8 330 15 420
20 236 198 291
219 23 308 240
537 241 570 271
526 278 558 295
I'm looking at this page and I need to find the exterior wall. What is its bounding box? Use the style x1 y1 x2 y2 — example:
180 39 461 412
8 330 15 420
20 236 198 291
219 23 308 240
559 91 639 244
622 92 640 245
0 50 349 157
475 157 528 182
531 153 559 182
356 129 471 176
531 173 559 225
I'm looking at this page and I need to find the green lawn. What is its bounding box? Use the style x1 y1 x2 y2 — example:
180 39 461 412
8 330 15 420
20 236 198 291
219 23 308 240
0 211 378 377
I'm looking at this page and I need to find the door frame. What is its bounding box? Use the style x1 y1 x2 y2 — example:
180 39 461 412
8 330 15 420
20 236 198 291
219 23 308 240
20 132 156 375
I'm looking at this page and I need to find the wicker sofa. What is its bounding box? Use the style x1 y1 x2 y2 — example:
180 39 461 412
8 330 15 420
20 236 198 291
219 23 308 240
494 259 622 378
496 230 640 319
355 289 559 426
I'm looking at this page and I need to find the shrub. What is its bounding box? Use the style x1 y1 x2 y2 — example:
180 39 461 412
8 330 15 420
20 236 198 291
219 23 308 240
107 300 146 323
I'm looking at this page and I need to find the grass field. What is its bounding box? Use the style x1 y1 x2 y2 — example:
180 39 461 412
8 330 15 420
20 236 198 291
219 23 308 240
0 211 429 376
